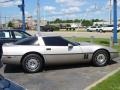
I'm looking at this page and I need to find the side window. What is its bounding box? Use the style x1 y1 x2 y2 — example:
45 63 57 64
15 37 38 45
14 31 23 39
0 31 12 39
91 26 95 28
43 37 69 46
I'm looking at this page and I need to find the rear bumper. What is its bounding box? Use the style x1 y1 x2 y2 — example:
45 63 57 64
2 55 22 65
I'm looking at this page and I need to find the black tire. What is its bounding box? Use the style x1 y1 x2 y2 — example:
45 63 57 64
87 29 90 32
22 54 43 73
112 29 114 33
92 50 109 67
99 29 103 33
96 29 99 32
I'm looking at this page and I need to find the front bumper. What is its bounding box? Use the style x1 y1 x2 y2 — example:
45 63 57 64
110 52 119 59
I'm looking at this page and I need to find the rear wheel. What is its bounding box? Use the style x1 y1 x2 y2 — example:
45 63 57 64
96 29 99 32
22 54 43 73
87 29 91 32
92 50 109 67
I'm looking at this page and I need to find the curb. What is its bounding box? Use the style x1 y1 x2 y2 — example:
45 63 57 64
84 67 120 90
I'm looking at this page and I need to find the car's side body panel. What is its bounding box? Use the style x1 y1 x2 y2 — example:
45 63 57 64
44 54 85 65
2 45 45 64
2 55 22 64
43 46 84 65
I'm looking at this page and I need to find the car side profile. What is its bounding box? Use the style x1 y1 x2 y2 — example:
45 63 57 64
86 26 101 32
0 30 31 44
99 25 120 32
2 36 119 73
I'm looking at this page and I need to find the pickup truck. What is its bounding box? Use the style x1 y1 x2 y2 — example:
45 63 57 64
99 25 120 32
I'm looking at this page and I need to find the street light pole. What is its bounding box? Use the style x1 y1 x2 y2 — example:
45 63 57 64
37 0 40 33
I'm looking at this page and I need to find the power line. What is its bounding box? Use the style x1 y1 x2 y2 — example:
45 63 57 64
0 0 16 3
45 7 104 17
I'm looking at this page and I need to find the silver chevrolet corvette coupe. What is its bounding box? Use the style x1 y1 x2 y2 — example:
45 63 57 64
2 36 119 73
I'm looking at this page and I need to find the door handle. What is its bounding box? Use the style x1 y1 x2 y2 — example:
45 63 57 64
46 48 51 50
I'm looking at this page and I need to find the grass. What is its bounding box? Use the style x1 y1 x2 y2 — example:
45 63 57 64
66 37 120 52
91 71 120 90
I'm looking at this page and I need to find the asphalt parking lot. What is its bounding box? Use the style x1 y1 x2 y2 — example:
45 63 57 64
27 31 120 39
0 57 119 90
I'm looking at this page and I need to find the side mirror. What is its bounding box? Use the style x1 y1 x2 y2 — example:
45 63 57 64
68 43 73 49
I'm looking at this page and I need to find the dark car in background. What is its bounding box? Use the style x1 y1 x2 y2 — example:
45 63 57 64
0 30 31 44
40 26 53 32
0 75 26 90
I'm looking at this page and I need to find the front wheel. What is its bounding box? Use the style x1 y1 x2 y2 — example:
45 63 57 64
22 54 44 73
99 29 103 33
92 50 109 67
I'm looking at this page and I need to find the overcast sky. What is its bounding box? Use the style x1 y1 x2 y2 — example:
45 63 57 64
0 0 120 21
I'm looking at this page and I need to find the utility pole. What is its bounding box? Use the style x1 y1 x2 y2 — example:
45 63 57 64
0 13 2 29
110 0 112 24
37 0 40 33
5 16 7 29
22 0 26 31
18 0 26 31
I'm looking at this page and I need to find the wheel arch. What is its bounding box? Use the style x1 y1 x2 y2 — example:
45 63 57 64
92 49 110 60
20 52 45 65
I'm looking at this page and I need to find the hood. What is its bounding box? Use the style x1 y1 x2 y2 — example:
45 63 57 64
79 42 117 53
79 42 95 46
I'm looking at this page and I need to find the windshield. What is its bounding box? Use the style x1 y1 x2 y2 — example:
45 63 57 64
63 37 80 46
63 38 80 46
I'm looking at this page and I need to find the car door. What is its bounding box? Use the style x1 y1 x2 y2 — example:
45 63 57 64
0 31 14 44
43 36 84 65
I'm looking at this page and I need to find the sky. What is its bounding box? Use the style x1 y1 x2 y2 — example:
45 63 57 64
0 0 120 22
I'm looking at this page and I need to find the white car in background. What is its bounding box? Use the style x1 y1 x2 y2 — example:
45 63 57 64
86 26 101 32
99 25 120 32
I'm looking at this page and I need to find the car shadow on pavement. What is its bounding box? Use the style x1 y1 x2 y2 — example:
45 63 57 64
3 60 117 73
44 63 91 71
44 60 117 71
4 65 24 73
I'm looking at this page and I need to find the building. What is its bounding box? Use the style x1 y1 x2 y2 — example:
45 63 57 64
11 16 48 30
26 16 36 30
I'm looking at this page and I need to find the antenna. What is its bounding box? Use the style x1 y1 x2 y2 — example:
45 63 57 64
0 0 15 3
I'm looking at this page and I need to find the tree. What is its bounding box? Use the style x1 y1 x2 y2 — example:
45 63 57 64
82 20 93 27
8 21 14 28
54 18 62 23
74 19 81 23
66 20 73 23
